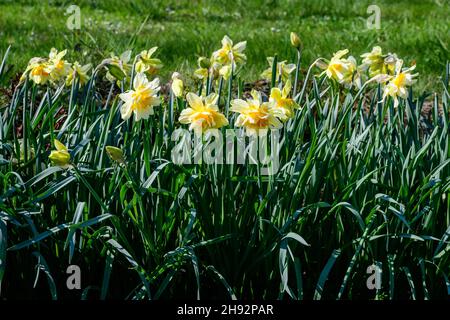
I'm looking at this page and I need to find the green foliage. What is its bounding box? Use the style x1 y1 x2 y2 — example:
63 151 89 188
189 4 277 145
0 34 449 300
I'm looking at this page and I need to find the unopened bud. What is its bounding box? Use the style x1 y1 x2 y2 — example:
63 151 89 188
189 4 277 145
198 56 211 69
290 32 302 50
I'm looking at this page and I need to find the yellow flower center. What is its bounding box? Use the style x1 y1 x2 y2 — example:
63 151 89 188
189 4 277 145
31 65 49 77
131 85 153 112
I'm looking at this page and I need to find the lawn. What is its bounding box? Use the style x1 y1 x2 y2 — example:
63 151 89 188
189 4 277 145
0 0 449 91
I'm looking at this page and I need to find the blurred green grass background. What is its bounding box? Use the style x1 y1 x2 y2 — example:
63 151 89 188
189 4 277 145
0 0 449 91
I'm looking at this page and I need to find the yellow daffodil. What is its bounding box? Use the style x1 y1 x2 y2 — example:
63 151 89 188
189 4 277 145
105 146 125 164
194 67 209 81
48 48 71 82
269 80 298 121
179 93 229 133
383 60 418 108
135 47 163 75
105 50 132 82
20 57 51 85
231 90 282 134
171 72 184 97
49 139 71 168
361 46 397 77
212 35 246 67
66 62 92 86
119 73 161 121
321 49 361 88
261 57 296 83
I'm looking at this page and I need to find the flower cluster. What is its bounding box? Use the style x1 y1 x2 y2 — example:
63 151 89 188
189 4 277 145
319 46 418 107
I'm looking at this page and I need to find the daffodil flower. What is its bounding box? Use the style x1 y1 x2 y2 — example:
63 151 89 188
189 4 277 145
231 90 282 135
383 60 418 108
212 35 246 68
261 57 296 83
105 50 132 82
179 93 229 133
361 46 397 78
119 73 161 121
219 65 232 80
47 48 71 82
320 49 361 88
49 139 71 168
135 47 163 75
269 80 298 121
20 57 52 85
66 62 92 87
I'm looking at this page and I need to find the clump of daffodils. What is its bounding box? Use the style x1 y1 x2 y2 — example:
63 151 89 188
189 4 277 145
231 90 282 135
178 93 229 134
119 73 161 121
49 139 71 169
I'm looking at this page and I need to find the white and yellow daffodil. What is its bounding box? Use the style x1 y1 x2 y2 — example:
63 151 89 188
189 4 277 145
261 57 296 83
212 35 246 68
269 80 298 121
119 73 161 121
66 62 92 86
231 90 282 134
47 48 71 82
383 60 418 108
179 93 228 133
20 57 52 85
135 47 163 75
49 139 71 168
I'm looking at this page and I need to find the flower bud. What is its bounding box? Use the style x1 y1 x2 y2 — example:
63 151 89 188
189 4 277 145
290 32 302 50
198 56 211 69
105 146 125 164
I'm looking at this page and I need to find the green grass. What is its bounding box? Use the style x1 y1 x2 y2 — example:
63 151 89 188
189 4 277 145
0 0 449 91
